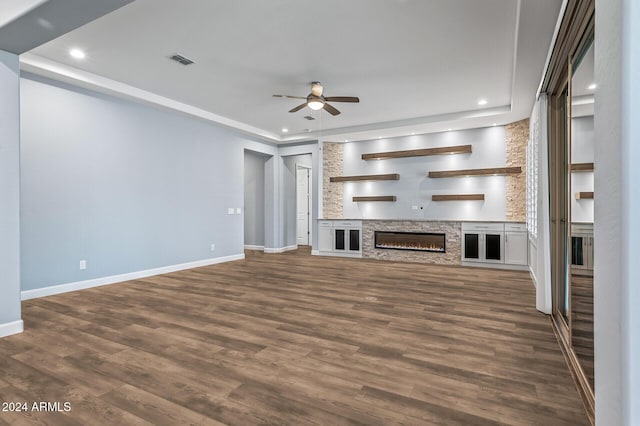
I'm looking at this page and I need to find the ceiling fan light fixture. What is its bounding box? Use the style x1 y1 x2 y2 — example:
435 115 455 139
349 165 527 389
308 100 325 110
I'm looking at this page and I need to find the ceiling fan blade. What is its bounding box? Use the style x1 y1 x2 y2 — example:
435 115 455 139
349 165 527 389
273 95 306 99
324 96 360 103
289 103 308 113
323 103 341 116
310 82 323 97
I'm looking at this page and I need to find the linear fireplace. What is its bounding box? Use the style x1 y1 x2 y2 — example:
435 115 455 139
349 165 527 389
374 231 446 253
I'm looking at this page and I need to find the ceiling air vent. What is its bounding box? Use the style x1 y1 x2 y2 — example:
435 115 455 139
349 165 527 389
303 115 315 120
169 53 195 66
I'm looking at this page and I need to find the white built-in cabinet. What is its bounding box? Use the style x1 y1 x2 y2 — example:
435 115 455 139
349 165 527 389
462 222 527 269
504 223 528 265
571 223 594 274
317 220 362 258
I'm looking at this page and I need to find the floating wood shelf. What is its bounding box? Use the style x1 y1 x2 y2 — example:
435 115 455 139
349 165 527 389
362 144 472 160
330 173 400 182
571 163 594 172
576 191 594 199
431 194 485 202
428 166 522 178
352 196 397 202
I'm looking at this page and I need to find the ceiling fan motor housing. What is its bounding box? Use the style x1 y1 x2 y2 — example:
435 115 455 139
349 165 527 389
310 82 323 96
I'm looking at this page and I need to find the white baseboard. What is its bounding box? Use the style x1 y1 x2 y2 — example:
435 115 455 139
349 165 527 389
529 266 538 288
461 261 529 271
21 253 245 301
311 250 320 255
244 245 265 251
0 320 24 338
263 245 298 254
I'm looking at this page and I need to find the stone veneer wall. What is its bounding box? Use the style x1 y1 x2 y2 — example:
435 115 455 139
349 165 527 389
362 220 461 265
505 119 529 222
322 142 343 218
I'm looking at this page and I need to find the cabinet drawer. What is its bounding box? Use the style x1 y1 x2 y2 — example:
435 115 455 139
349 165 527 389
462 222 504 232
319 221 334 227
334 220 362 228
505 223 526 232
571 223 593 234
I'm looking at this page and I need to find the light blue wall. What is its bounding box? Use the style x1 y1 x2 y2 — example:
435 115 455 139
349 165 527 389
244 150 268 246
20 74 276 292
0 51 22 327
341 127 507 221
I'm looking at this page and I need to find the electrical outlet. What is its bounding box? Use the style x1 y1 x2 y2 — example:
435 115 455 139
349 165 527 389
210 243 215 251
79 260 87 270
411 205 419 210
227 208 234 215
236 207 241 214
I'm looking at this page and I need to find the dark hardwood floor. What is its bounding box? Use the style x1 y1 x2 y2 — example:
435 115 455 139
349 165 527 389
0 248 589 425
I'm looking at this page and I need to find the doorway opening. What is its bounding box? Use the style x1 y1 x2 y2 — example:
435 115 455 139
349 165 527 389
243 150 269 250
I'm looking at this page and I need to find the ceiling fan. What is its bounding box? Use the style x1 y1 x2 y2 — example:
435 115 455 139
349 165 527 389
273 82 359 116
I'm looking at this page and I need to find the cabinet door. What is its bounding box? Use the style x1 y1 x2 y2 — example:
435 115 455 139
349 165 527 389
334 229 346 251
318 227 333 252
571 234 589 270
505 232 528 265
485 233 503 262
348 229 360 252
463 233 480 260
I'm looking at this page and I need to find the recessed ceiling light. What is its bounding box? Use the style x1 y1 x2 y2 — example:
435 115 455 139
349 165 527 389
69 48 85 59
492 123 497 126
447 128 452 131
478 99 488 106
588 83 597 90
344 139 349 142
378 136 382 139
282 128 288 133
411 132 415 135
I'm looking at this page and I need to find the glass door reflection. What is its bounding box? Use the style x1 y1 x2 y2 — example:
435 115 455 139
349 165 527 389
570 39 595 391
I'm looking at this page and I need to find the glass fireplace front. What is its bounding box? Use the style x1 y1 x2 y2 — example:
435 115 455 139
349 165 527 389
374 231 446 253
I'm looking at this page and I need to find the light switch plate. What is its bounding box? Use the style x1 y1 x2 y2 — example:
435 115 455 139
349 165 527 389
227 208 234 215
236 208 241 214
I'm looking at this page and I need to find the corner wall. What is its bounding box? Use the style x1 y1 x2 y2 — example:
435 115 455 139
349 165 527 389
0 51 22 336
595 0 640 423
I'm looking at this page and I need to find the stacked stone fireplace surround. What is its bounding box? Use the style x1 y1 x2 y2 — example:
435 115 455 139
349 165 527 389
363 220 461 265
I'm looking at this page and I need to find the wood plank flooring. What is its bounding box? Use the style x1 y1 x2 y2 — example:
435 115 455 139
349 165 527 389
0 248 589 425
571 274 595 390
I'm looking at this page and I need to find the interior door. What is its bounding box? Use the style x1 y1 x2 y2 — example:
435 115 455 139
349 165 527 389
296 166 310 245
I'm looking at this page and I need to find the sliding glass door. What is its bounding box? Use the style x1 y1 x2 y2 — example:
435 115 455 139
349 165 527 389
545 2 595 418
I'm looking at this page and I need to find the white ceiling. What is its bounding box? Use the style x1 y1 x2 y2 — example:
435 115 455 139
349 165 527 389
0 0 48 28
572 41 595 118
22 0 563 143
